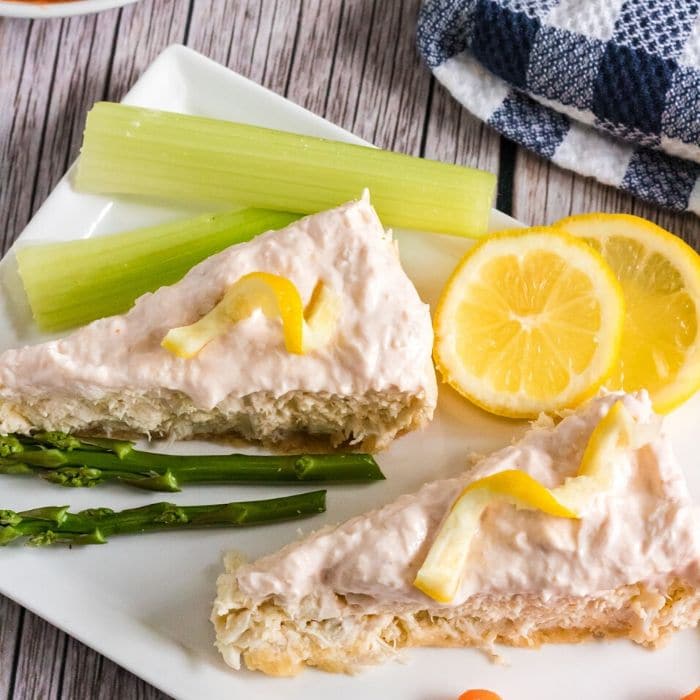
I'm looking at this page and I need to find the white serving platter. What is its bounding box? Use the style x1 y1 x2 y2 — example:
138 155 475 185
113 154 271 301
0 0 138 19
0 45 698 700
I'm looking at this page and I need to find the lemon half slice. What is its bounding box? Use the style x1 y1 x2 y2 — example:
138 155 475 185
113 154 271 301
433 228 625 418
556 213 700 413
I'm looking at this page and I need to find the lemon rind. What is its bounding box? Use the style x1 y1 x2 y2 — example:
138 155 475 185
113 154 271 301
556 213 700 413
433 228 626 419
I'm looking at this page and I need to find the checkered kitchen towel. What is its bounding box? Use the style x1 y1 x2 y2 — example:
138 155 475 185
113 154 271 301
417 0 700 214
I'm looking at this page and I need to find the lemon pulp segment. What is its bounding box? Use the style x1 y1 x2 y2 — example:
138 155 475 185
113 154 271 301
433 228 625 418
556 213 700 412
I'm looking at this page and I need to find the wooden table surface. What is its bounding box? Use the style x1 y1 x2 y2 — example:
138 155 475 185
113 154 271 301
1 1 699 699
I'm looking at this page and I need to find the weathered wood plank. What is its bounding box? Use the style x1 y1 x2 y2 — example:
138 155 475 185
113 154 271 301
350 0 431 154
31 10 121 215
512 149 700 250
0 597 22 699
0 19 87 700
284 1 344 116
423 80 501 176
104 0 192 102
187 0 303 95
188 0 434 156
60 636 170 700
10 610 66 700
0 18 61 254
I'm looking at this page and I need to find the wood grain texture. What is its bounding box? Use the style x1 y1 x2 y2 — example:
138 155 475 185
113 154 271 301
512 149 700 249
0 598 21 698
60 636 166 700
349 1 431 153
105 0 191 102
424 80 501 175
0 17 62 254
187 0 303 94
11 610 66 700
31 10 120 213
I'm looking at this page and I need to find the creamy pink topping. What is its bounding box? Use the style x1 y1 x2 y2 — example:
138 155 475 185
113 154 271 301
0 198 435 409
235 393 700 615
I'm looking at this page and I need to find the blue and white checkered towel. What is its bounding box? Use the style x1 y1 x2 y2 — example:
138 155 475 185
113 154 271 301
417 0 700 214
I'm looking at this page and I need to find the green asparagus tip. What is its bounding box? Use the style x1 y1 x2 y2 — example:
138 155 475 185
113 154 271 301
24 431 134 459
0 510 21 527
0 435 23 457
33 431 83 451
19 506 70 525
122 470 181 492
42 467 103 488
20 449 69 469
1 490 327 547
0 526 21 545
0 461 34 476
76 436 134 459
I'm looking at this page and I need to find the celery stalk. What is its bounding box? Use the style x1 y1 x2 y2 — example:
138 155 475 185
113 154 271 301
76 103 496 238
17 208 298 332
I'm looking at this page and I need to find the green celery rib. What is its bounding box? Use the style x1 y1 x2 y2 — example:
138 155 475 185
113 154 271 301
76 102 497 238
16 208 299 332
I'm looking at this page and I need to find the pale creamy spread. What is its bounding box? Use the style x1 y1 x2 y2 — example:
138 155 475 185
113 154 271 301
0 198 434 409
235 393 700 615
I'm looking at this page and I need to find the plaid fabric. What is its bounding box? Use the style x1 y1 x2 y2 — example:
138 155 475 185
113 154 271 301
417 0 700 214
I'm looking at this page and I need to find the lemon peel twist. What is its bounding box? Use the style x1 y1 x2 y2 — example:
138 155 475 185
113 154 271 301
414 401 639 603
161 272 340 358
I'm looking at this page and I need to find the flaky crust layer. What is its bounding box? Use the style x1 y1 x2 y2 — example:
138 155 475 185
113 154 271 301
212 577 700 676
0 387 435 453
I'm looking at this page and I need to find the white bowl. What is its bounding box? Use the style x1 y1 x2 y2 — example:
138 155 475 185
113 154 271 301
0 0 138 19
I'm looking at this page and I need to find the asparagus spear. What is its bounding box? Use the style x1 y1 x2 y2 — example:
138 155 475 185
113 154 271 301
0 433 384 492
0 490 326 547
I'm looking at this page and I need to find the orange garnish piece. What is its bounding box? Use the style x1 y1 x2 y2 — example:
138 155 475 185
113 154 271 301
459 690 502 700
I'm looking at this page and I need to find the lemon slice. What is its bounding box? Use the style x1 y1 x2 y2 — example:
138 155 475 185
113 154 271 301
414 469 579 603
556 213 700 413
162 272 339 358
433 228 625 418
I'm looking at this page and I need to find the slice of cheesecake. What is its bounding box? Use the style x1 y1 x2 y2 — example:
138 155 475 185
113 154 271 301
0 197 437 450
212 392 700 675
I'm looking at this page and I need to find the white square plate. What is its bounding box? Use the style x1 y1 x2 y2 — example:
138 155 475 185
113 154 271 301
0 45 698 700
